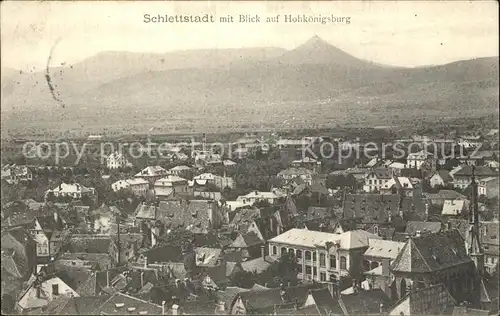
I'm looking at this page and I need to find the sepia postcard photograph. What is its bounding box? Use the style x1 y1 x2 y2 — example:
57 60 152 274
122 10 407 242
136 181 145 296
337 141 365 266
0 1 499 315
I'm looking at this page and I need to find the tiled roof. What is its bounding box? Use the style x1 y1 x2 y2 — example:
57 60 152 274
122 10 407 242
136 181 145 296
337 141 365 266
1 226 32 277
391 230 471 273
234 284 317 313
452 306 490 316
306 206 333 220
96 267 128 290
216 286 250 308
55 266 95 293
426 190 467 201
195 247 222 267
93 292 162 315
229 231 264 248
441 199 470 216
340 289 391 315
453 165 498 177
368 168 393 179
1 266 24 298
389 283 456 315
302 217 337 233
343 194 430 222
36 215 65 233
1 250 23 278
141 245 183 264
155 200 219 233
436 170 454 182
335 218 359 231
123 270 159 294
176 300 218 315
306 287 344 315
59 253 112 270
155 175 188 186
269 228 379 250
240 256 277 274
64 235 113 254
50 182 94 194
364 239 405 260
134 203 156 219
278 167 314 178
55 295 111 315
229 207 261 227
125 178 149 186
135 166 166 177
405 221 442 235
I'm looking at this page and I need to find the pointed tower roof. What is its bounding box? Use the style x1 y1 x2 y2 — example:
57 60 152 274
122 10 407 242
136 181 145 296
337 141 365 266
391 239 432 273
391 230 471 273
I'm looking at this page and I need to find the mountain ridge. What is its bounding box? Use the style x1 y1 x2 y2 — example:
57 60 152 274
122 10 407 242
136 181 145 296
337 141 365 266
1 36 498 136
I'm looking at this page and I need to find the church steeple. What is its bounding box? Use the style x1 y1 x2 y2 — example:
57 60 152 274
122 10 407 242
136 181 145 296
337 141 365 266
467 166 484 276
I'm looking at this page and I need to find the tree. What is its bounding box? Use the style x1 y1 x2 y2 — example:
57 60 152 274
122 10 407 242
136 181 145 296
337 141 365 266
45 191 56 202
326 174 357 190
158 229 194 248
256 252 299 288
230 270 256 289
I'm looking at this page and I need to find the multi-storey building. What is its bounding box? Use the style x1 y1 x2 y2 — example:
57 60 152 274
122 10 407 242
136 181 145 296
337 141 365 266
111 178 149 196
46 183 96 201
405 150 436 170
106 152 131 169
268 228 380 283
363 168 392 192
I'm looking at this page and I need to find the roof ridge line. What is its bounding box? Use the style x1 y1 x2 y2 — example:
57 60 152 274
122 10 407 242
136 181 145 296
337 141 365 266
411 238 433 272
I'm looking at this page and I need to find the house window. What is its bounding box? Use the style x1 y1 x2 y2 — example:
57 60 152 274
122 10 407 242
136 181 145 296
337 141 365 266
296 250 302 259
305 266 312 275
281 247 287 256
305 251 311 261
312 252 317 262
52 284 59 295
288 248 295 256
320 254 326 267
330 256 336 269
272 246 277 255
340 257 347 270
320 272 326 282
298 265 303 273
313 267 317 277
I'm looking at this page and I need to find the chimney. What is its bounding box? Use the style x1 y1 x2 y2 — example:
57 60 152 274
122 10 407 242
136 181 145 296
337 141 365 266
172 304 179 316
261 245 265 259
53 211 59 223
144 256 148 268
141 271 145 288
381 258 390 277
36 285 41 298
106 270 110 287
388 212 392 223
161 301 166 315
379 303 384 315
415 230 421 238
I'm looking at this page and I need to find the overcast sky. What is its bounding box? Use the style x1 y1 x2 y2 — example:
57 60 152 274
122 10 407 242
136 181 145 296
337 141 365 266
1 1 498 70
